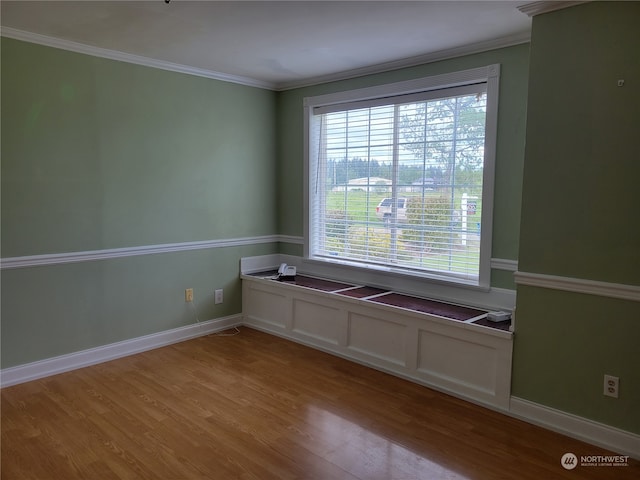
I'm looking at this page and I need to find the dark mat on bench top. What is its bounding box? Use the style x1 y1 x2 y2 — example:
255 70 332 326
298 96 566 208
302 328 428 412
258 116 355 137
369 293 486 321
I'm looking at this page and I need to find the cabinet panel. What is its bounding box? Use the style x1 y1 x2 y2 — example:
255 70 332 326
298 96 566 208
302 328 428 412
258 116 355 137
418 330 497 395
348 313 407 366
244 284 289 329
242 274 512 410
292 299 343 345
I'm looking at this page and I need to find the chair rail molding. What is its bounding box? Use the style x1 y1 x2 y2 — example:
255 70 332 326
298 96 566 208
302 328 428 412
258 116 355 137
0 235 288 270
514 271 640 302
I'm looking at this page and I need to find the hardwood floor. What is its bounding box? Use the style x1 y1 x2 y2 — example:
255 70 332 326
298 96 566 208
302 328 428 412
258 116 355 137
2 327 637 479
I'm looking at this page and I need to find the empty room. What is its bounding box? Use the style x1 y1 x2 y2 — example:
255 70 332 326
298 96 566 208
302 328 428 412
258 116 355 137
1 1 638 478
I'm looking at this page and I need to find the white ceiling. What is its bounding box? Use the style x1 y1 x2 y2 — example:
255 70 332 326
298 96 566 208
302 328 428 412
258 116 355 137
1 1 532 90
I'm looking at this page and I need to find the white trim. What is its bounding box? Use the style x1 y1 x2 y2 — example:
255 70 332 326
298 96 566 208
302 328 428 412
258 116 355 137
239 253 306 275
0 315 242 388
0 27 274 90
277 235 304 245
301 256 517 310
240 253 283 274
240 254 516 311
277 33 529 91
478 65 500 289
491 258 518 272
3 307 637 458
247 309 640 457
247 323 512 410
510 397 640 459
514 271 640 302
0 235 285 270
2 27 531 93
304 65 500 291
303 64 499 110
517 1 588 17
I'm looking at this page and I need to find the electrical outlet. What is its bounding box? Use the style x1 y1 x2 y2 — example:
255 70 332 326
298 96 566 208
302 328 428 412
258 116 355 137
185 288 193 303
603 374 619 398
214 289 223 304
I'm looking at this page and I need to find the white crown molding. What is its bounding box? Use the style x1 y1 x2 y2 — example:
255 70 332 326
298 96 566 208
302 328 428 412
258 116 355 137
0 235 288 270
0 27 275 90
517 1 589 17
0 26 529 93
275 32 530 91
514 271 640 302
0 314 242 388
510 397 640 459
491 258 518 272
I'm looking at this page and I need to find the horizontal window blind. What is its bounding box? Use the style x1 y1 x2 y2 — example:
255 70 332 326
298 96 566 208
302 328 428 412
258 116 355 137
309 85 489 284
313 82 486 115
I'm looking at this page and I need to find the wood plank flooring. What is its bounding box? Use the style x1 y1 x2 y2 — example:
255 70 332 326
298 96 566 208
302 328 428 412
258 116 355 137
2 327 637 479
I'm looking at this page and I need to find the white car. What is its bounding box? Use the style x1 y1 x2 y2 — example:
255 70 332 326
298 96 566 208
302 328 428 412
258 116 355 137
375 197 407 224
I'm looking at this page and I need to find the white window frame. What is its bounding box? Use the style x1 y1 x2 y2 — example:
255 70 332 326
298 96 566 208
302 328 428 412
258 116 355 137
303 65 500 289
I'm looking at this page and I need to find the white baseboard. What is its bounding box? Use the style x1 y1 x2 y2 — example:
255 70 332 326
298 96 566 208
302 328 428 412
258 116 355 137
0 315 242 388
246 311 638 458
244 319 511 414
2 313 637 460
510 397 640 459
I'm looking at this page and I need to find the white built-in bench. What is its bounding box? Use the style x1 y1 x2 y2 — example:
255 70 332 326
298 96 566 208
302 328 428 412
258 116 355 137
241 271 513 410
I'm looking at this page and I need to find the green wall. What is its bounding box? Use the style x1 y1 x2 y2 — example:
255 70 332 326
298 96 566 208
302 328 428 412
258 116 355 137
275 44 530 289
1 244 278 367
3 2 638 439
2 38 277 255
1 38 278 367
513 2 640 433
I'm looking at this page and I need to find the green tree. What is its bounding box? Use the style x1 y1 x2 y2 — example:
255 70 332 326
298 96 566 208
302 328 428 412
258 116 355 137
402 196 453 251
398 94 486 191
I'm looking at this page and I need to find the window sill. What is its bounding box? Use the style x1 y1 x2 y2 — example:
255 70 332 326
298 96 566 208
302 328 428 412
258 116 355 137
239 254 516 312
243 271 510 334
306 255 484 289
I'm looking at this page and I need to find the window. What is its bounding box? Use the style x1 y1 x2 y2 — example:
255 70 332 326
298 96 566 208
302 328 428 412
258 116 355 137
304 65 499 287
